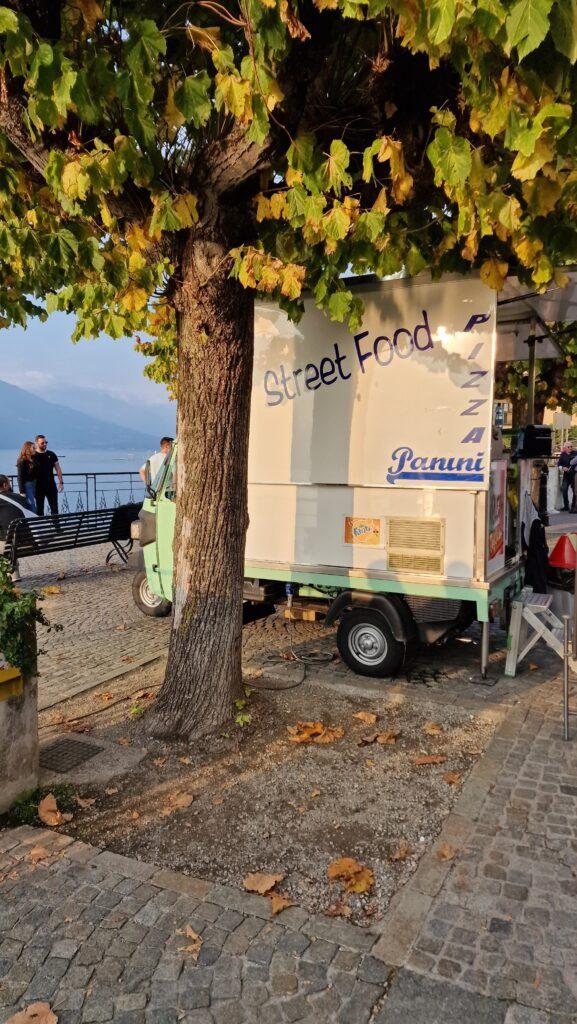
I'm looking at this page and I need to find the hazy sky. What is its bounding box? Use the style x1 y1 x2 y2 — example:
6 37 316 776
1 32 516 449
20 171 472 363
1 311 171 409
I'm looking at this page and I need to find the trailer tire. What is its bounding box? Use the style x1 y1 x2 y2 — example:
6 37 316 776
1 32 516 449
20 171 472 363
132 570 172 617
337 608 404 678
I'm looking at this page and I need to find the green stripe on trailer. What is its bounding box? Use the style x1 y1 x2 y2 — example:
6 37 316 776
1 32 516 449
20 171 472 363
244 564 494 619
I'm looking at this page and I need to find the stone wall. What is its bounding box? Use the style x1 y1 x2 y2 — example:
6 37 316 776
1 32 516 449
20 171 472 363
0 665 38 813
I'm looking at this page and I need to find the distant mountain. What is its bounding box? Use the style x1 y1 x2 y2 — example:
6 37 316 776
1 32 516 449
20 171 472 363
0 378 159 449
38 383 175 439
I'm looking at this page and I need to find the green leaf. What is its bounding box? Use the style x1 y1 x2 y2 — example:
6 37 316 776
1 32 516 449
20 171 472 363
362 140 381 183
551 0 577 62
287 133 316 173
149 193 182 236
174 72 212 128
427 127 472 189
0 6 18 32
428 0 456 44
126 19 166 74
327 289 353 322
322 139 352 194
506 0 553 60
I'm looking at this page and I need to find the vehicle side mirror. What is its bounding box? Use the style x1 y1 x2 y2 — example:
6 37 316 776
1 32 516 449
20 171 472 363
144 461 156 500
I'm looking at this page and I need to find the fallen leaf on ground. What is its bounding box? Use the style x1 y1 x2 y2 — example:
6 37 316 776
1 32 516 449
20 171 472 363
443 772 461 786
152 757 166 767
287 721 344 744
377 729 401 745
38 794 72 827
64 720 92 733
179 757 192 765
212 797 224 807
310 789 321 798
358 732 379 746
326 901 352 919
98 692 114 703
131 811 140 820
243 871 284 895
56 572 66 581
327 857 374 894
391 839 413 862
171 792 194 810
117 737 132 746
133 689 154 700
5 1003 58 1024
177 925 202 960
115 623 128 631
74 795 96 809
423 722 443 736
352 711 377 725
269 892 294 915
26 846 52 864
437 843 457 861
529 663 538 671
105 787 118 795
42 586 61 596
413 754 447 766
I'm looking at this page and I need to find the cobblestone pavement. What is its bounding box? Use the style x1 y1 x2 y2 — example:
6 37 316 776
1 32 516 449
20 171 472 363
0 828 522 1024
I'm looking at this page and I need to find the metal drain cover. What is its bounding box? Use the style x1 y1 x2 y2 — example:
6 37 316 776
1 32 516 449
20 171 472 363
40 737 104 773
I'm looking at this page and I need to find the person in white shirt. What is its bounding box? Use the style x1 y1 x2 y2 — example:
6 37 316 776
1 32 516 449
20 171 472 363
139 437 173 487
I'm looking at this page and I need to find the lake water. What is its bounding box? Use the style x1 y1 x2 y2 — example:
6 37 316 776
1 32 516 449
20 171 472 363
0 447 152 476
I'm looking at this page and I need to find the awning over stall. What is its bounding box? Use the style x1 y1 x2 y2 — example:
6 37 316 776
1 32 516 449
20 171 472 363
497 271 577 361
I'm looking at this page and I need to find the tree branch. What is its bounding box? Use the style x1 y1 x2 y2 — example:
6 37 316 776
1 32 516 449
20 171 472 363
0 85 51 178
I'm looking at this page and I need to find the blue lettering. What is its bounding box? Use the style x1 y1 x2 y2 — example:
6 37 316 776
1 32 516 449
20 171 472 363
461 398 487 416
461 428 485 443
374 336 393 367
304 363 321 391
413 310 434 351
264 370 283 407
319 356 337 386
393 327 414 359
464 312 491 332
354 331 372 373
462 370 488 389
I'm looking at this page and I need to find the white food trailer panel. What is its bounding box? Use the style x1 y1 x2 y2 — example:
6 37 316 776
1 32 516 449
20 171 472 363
250 276 496 491
245 484 476 581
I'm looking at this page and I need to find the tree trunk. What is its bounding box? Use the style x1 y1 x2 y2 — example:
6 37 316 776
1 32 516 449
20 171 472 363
149 232 254 739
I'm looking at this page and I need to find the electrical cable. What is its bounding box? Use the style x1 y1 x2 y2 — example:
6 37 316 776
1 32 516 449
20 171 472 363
250 586 333 690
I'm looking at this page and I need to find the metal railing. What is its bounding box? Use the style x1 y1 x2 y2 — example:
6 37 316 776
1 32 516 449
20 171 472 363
7 471 144 512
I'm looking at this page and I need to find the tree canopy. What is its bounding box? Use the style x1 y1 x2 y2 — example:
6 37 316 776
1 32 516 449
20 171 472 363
0 0 576 382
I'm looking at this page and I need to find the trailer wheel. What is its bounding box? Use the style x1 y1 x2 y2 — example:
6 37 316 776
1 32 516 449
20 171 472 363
132 570 172 617
337 608 403 677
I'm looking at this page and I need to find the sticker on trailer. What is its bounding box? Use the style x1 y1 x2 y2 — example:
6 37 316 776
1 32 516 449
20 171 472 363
344 516 382 546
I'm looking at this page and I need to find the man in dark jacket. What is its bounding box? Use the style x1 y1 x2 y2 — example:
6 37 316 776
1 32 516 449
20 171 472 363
0 475 37 581
558 441 576 512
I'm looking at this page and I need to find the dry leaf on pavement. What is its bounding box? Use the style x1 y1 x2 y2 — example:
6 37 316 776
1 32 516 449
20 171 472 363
442 772 461 786
212 797 224 807
115 623 128 631
26 846 52 864
352 711 377 725
243 872 284 895
423 722 443 736
131 811 140 820
269 893 295 915
42 586 61 596
413 754 447 766
391 839 413 862
314 724 344 744
105 787 118 795
177 925 203 960
6 1003 58 1024
38 794 72 827
437 843 457 862
117 737 132 746
287 721 344 744
74 795 96 809
179 757 192 765
152 758 166 767
358 732 379 746
310 789 321 798
327 857 374 894
377 729 401 745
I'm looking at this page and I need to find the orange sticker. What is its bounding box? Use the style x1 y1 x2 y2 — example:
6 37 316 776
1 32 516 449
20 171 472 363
344 517 381 546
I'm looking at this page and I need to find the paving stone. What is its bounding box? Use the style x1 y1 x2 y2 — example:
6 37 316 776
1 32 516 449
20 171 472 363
375 970 507 1023
52 939 81 959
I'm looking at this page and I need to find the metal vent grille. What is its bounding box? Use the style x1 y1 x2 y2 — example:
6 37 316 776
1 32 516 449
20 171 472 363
405 595 461 622
386 517 445 575
40 737 103 773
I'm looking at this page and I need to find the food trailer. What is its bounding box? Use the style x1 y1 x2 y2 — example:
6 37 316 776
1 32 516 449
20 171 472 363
132 272 569 679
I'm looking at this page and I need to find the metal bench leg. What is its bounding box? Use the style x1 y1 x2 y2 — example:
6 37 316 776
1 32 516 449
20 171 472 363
481 619 490 679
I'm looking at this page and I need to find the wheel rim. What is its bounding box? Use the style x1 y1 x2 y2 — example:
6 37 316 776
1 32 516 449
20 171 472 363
139 577 163 608
348 623 387 666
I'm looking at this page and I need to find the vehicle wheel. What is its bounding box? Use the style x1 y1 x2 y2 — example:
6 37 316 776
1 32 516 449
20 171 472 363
336 608 404 677
132 570 172 617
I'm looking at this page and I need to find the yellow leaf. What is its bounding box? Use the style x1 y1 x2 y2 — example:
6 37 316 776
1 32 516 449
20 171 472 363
255 194 272 221
25 209 38 227
353 711 377 725
279 263 305 300
327 857 374 893
512 138 554 182
265 80 284 111
126 222 150 252
480 256 508 291
61 160 89 200
437 842 457 861
215 72 252 121
286 167 303 187
164 80 185 133
100 198 114 229
372 188 390 215
269 192 287 219
423 721 443 737
377 137 413 204
513 235 543 268
269 892 295 915
258 264 281 293
187 23 222 51
172 193 198 228
121 285 148 313
243 872 284 894
128 251 146 273
522 177 561 215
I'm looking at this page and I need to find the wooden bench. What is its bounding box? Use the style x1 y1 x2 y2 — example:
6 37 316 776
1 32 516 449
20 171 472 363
2 503 141 571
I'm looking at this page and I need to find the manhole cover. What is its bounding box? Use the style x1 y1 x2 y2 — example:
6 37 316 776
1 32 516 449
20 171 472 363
40 737 104 773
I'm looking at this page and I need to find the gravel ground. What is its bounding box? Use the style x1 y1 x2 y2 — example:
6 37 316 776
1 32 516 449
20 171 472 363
37 663 499 928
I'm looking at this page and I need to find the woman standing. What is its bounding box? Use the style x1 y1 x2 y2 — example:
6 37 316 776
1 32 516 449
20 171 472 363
17 440 37 512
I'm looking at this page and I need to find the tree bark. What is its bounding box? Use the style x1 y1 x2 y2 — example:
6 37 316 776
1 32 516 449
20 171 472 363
148 231 254 739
